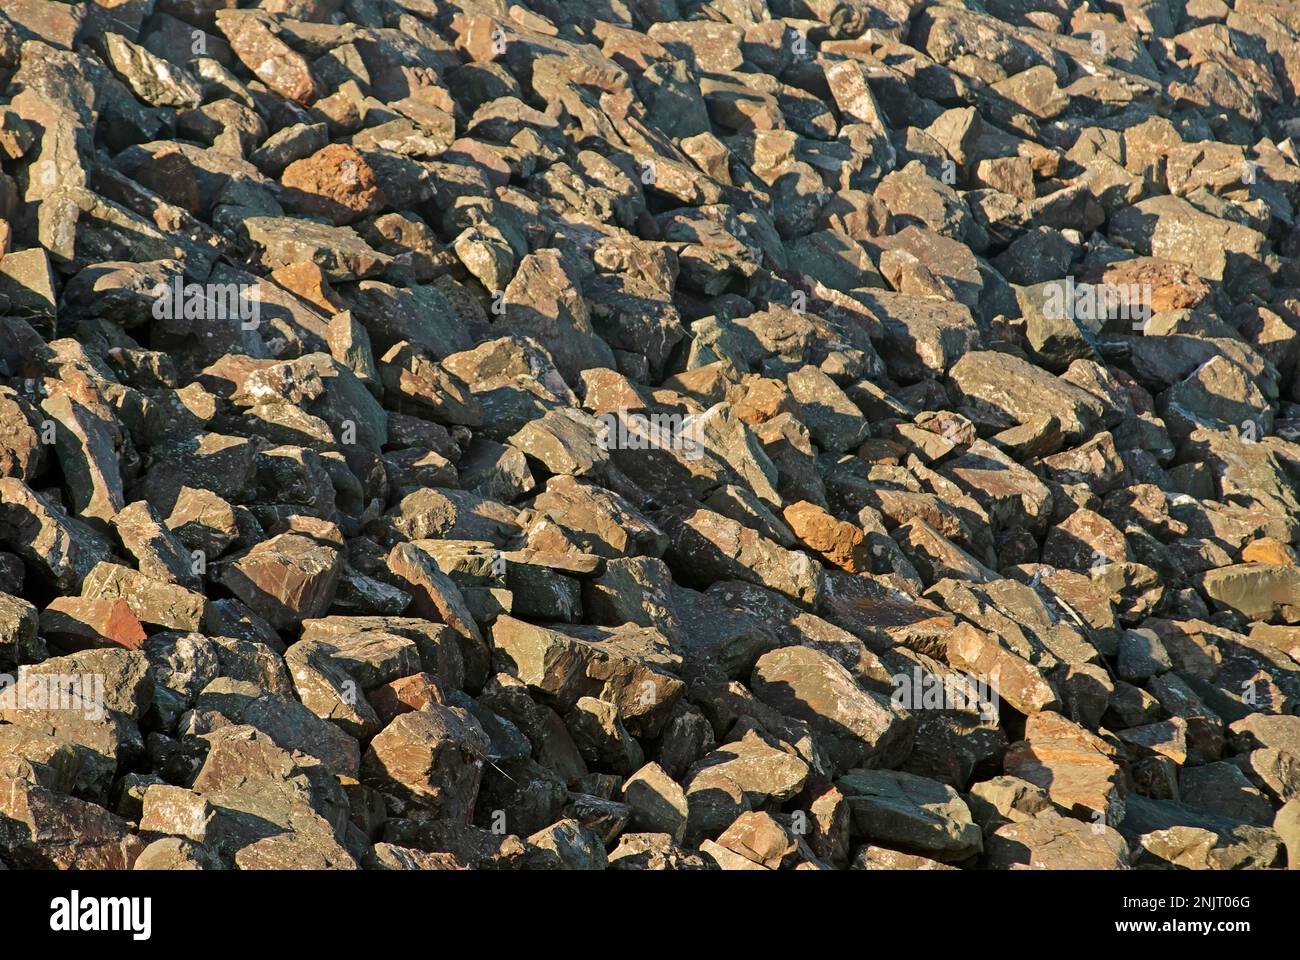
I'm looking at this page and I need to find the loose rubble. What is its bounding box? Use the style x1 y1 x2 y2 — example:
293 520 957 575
0 0 1299 873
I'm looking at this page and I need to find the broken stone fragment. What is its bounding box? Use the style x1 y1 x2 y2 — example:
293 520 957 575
132 837 223 870
986 812 1130 870
104 33 202 109
701 811 805 870
183 678 360 777
683 727 810 844
281 144 384 226
622 761 689 843
782 500 869 572
836 768 983 862
39 393 124 525
564 696 644 777
113 500 201 590
666 508 822 605
0 777 145 869
386 542 489 687
946 623 1059 716
362 705 489 822
524 819 608 870
216 10 319 105
220 532 341 630
608 832 711 870
1202 565 1300 623
1004 712 1127 825
490 616 683 739
187 725 359 868
39 596 147 652
244 217 391 281
751 646 914 773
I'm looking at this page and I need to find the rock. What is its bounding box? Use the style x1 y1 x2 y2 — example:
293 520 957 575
245 217 390 281
0 0 1297 876
40 393 124 524
361 706 489 822
946 623 1059 716
113 501 200 589
1121 794 1282 870
851 846 959 870
39 597 147 652
184 678 360 777
701 811 802 870
132 837 223 870
281 145 383 225
966 775 1054 833
220 533 341 631
608 832 711 870
1278 799 1300 869
501 250 615 384
1004 712 1127 825
104 33 202 109
836 769 983 862
782 500 869 572
564 696 643 776
948 351 1103 443
986 812 1130 869
524 819 608 870
217 10 319 105
0 593 39 668
1202 565 1300 622
750 646 914 772
386 542 489 686
1110 196 1269 288
1180 762 1276 826
666 509 822 605
490 616 683 739
0 478 115 590
0 778 144 869
82 562 205 632
683 727 809 843
622 762 689 843
187 725 358 869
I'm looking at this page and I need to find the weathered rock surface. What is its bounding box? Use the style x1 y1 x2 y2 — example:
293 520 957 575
0 0 1295 876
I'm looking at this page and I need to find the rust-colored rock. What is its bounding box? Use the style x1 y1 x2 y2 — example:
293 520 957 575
281 145 384 226
38 597 146 652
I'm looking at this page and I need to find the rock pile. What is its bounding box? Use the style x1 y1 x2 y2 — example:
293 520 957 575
0 0 1299 871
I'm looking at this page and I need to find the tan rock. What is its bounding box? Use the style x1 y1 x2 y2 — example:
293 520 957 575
1004 712 1126 823
946 623 1059 716
782 500 869 573
704 811 799 870
987 812 1130 869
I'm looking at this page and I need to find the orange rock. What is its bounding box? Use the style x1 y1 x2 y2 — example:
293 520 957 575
368 673 447 726
218 13 320 105
782 500 869 572
280 144 384 225
731 377 801 426
1085 257 1211 314
1242 537 1297 566
270 261 348 313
